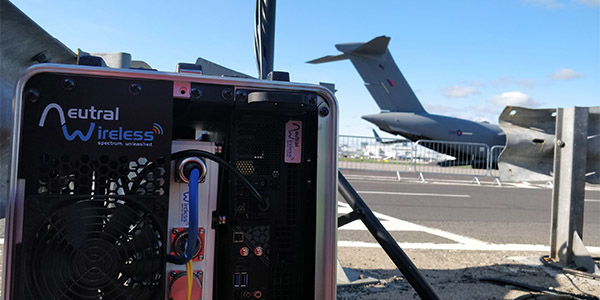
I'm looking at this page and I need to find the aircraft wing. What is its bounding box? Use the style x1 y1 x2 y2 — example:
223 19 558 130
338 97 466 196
307 54 348 64
195 57 254 78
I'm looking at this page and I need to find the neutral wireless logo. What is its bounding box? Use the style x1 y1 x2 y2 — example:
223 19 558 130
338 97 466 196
38 103 162 146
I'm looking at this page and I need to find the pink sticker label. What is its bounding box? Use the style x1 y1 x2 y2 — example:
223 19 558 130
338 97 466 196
285 121 302 163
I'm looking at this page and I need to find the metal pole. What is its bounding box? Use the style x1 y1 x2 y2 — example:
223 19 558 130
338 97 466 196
550 107 589 265
338 171 441 300
254 0 276 79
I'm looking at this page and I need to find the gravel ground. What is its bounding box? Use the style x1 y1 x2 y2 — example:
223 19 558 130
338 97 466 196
337 247 600 299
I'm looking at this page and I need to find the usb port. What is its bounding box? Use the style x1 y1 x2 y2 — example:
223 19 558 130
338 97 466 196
240 272 248 287
234 273 241 287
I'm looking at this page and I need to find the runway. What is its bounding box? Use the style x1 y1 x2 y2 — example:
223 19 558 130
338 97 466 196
338 169 600 251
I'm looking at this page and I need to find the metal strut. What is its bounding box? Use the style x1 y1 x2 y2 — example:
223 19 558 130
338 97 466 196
338 171 441 300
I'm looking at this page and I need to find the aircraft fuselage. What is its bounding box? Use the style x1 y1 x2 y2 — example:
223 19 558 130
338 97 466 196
363 112 506 164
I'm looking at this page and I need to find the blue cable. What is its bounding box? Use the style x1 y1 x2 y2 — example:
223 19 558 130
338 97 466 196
166 167 200 265
185 168 199 261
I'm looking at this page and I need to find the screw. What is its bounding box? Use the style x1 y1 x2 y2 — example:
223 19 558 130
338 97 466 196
198 255 204 260
254 247 263 256
319 106 329 116
222 88 234 101
129 83 142 95
172 228 179 234
272 170 280 178
25 89 40 103
240 247 250 257
308 95 317 105
199 228 205 234
190 88 202 98
63 79 75 90
215 145 223 154
556 140 566 148
170 271 177 278
236 90 248 101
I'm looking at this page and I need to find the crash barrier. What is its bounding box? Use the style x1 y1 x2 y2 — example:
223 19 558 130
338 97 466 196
339 135 504 178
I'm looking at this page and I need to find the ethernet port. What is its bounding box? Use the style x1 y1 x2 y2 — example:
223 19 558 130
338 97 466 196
233 232 244 243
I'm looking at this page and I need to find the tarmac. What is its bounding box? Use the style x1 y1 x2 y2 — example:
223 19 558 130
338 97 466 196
1 191 599 299
337 247 600 299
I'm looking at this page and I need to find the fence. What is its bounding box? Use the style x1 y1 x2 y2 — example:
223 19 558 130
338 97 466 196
338 135 504 178
488 145 505 177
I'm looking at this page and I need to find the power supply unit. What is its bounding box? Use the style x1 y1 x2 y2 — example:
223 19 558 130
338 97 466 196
3 64 338 300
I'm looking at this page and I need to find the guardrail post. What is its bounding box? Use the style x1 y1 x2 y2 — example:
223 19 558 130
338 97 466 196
549 107 598 273
487 147 492 176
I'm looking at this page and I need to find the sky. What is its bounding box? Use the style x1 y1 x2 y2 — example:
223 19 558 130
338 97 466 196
10 0 600 138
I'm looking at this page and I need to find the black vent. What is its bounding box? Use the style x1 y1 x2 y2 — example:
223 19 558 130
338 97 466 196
285 164 299 225
36 154 168 196
271 262 295 299
235 119 283 176
21 195 166 300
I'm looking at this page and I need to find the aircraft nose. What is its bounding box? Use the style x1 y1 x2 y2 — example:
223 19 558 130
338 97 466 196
362 114 382 125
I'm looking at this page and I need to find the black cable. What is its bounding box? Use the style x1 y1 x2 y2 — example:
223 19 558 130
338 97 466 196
479 277 598 300
514 294 573 300
540 255 600 280
171 149 268 210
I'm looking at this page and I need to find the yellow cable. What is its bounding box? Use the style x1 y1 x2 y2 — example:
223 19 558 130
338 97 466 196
186 260 193 300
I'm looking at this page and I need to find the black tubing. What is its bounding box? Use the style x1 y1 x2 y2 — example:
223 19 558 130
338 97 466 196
338 171 441 300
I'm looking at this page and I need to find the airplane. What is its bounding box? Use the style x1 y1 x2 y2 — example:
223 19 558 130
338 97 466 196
308 35 506 168
372 129 408 145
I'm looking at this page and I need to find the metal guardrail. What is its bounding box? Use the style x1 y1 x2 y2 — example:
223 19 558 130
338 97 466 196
339 135 504 178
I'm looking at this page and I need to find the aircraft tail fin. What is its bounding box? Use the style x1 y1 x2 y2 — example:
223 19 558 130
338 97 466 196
336 35 390 55
309 36 427 114
372 129 383 143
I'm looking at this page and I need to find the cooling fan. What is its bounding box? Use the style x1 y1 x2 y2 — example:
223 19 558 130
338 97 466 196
22 195 165 299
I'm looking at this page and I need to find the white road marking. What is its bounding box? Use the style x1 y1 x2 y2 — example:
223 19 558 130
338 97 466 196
0 238 3 244
344 174 600 191
585 199 600 202
338 202 485 245
337 241 600 253
357 191 470 198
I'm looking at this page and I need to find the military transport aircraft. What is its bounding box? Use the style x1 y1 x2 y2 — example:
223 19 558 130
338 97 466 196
308 36 506 167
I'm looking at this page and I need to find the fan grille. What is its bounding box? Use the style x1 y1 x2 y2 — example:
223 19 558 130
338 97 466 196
23 196 165 300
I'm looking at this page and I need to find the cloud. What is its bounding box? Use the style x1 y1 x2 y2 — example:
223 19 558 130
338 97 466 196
443 86 480 98
516 79 536 88
575 0 600 7
492 77 512 88
491 77 536 88
490 91 542 107
524 0 564 8
549 68 581 80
